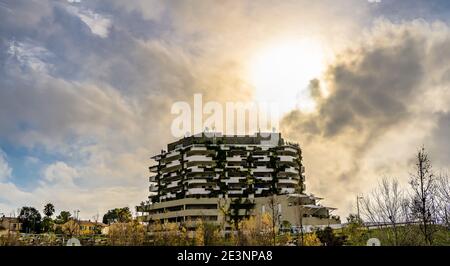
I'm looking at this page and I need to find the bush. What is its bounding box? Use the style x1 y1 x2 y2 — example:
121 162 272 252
0 233 22 246
108 221 146 246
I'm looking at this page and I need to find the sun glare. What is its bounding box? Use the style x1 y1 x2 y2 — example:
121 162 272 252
249 38 327 115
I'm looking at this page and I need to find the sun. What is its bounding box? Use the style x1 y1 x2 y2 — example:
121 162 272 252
248 38 327 115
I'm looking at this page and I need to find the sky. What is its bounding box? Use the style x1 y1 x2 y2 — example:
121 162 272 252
1 0 450 220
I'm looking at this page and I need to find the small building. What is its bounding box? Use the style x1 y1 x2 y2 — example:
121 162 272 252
60 220 108 235
0 216 22 234
79 220 108 235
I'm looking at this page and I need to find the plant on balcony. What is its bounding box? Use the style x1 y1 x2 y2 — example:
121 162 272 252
228 197 255 229
269 149 280 194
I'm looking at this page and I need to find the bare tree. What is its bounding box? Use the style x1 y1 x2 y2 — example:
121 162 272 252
361 177 406 245
409 147 437 245
267 195 280 246
435 171 450 226
294 204 307 246
291 196 322 246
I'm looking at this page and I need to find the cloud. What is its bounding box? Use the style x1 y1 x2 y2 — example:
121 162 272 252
281 19 450 216
6 39 54 73
65 4 111 38
0 149 12 181
43 162 78 186
1 0 449 220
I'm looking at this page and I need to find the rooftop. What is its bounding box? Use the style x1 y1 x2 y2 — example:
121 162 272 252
166 132 287 152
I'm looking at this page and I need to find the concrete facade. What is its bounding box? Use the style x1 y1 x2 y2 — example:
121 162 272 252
137 133 340 228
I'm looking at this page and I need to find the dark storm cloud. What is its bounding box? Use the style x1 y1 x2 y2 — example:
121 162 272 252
282 21 445 141
281 20 450 215
319 35 424 137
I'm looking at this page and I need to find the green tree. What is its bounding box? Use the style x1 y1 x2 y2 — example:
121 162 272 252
102 207 132 224
316 226 346 246
43 203 55 217
41 217 54 233
55 211 72 224
343 214 367 245
18 206 42 233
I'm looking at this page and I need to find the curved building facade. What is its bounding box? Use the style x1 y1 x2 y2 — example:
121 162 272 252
138 132 340 229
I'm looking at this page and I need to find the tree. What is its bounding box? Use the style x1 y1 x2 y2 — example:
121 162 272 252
149 221 190 246
361 177 406 245
201 222 222 246
237 214 272 246
41 217 54 233
194 219 205 246
108 221 146 246
294 203 308 246
303 233 321 246
62 220 80 237
102 207 132 224
43 203 55 217
436 172 450 226
316 226 346 246
55 211 72 224
343 214 366 246
409 147 437 245
18 206 42 233
267 195 280 246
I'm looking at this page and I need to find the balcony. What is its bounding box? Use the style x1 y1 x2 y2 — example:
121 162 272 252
188 166 204 173
255 187 270 194
165 150 180 159
284 147 298 153
160 163 182 174
185 155 212 162
255 156 270 162
226 156 242 162
226 176 246 184
227 189 244 195
280 187 296 194
186 179 208 184
284 167 298 174
190 146 208 151
149 165 159 173
278 155 294 162
149 183 158 192
186 188 210 195
165 160 181 168
278 178 299 185
255 176 272 181
167 180 181 188
253 166 273 172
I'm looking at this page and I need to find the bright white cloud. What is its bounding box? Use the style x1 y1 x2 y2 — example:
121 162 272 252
43 161 79 186
6 40 53 73
66 5 111 38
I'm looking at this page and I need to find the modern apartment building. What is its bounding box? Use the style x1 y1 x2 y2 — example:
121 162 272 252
137 132 340 229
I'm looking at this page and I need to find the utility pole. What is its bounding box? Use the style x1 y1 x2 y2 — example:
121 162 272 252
356 196 363 221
